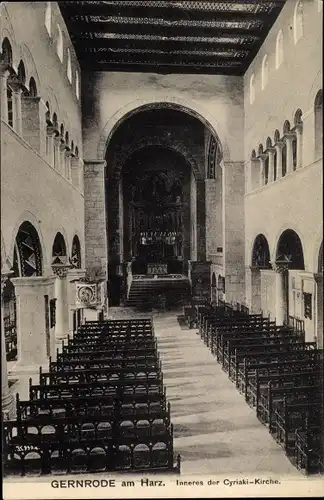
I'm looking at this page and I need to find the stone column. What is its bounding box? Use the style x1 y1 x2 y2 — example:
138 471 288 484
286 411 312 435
267 149 276 183
52 265 70 340
222 161 245 303
205 178 217 261
1 269 15 419
11 276 56 372
84 160 107 281
8 76 23 136
271 262 288 325
285 133 294 175
295 124 303 169
245 266 262 313
275 142 283 180
0 63 10 121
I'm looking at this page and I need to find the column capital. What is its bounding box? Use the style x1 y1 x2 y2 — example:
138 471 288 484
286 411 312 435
7 75 23 93
52 264 72 278
0 62 11 78
275 141 284 150
267 147 276 155
284 132 296 141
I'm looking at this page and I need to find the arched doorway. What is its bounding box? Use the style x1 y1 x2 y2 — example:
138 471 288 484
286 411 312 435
105 105 222 305
250 234 271 314
275 229 305 325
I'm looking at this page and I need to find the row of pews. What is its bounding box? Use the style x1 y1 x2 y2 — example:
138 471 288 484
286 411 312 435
3 318 181 476
194 301 323 476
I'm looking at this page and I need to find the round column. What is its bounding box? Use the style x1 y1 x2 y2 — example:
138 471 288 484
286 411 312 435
271 261 289 325
52 265 70 340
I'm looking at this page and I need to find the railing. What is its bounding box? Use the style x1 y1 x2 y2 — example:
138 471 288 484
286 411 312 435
287 315 305 342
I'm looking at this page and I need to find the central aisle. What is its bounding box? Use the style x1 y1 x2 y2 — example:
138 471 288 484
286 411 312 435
152 310 299 477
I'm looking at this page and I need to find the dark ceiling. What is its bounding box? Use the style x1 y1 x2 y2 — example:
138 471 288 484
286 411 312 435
59 0 286 76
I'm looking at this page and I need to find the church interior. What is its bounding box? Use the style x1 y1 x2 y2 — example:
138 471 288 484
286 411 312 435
1 0 323 481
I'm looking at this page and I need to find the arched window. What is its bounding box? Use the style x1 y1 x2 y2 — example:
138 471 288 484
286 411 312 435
56 24 63 62
67 48 72 83
294 1 304 44
13 221 43 277
29 77 37 97
17 60 26 86
275 30 284 69
250 74 255 104
75 146 79 158
52 112 58 129
71 235 82 268
7 85 13 127
45 2 52 36
52 232 67 265
1 37 13 65
282 141 287 177
75 70 80 100
315 90 323 158
273 148 277 181
292 135 297 170
261 55 268 90
264 155 269 185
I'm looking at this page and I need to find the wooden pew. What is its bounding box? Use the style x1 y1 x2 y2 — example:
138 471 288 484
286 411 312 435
3 417 179 476
257 382 320 430
17 393 170 422
273 399 321 454
243 355 320 401
245 368 320 408
231 342 316 387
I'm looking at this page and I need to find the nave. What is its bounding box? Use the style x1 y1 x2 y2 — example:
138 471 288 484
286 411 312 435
153 311 299 477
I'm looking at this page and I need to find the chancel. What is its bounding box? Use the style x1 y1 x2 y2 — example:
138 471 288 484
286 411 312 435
0 0 323 485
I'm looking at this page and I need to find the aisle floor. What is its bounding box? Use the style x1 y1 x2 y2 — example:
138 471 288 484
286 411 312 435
152 310 300 477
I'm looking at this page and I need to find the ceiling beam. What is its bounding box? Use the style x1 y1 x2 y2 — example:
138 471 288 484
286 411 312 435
72 36 258 51
79 61 245 76
66 21 263 38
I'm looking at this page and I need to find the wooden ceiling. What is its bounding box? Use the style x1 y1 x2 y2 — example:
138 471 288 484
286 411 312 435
59 1 286 75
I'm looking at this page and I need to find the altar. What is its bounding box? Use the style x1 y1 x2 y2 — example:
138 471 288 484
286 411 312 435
147 263 168 275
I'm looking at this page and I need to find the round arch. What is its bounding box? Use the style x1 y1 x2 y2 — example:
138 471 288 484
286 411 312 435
275 229 305 269
9 212 46 272
108 136 201 181
251 234 271 268
97 98 231 162
13 221 43 277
